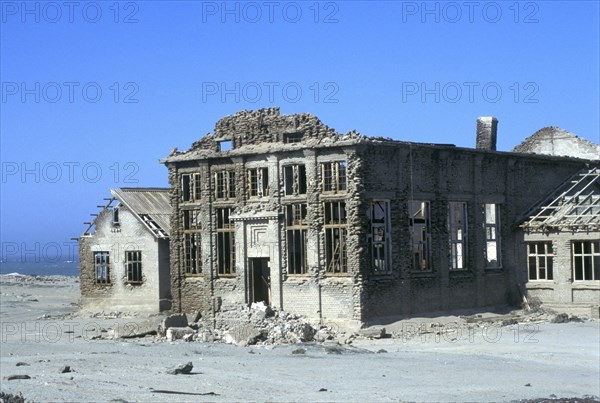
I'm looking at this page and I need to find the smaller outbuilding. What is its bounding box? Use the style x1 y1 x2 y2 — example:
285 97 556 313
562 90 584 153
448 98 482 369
78 188 172 313
519 168 600 316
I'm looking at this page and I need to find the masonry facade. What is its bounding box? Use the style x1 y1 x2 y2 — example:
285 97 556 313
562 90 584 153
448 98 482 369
79 188 171 313
163 108 598 323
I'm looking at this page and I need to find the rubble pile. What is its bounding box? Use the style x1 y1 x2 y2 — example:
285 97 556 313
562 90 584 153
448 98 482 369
157 303 347 346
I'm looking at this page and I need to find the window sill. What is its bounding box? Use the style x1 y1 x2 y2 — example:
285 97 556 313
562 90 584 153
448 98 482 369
184 274 203 280
217 275 236 279
526 281 555 288
449 270 474 279
410 271 436 278
484 267 504 274
571 281 600 289
126 282 143 286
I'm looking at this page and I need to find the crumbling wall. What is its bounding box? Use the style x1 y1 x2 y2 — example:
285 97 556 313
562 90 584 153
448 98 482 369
512 126 600 160
165 108 595 324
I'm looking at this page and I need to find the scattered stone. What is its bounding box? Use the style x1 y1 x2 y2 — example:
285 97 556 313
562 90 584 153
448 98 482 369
292 348 306 355
552 313 569 323
166 362 193 375
525 383 531 387
159 314 188 336
319 388 328 392
15 362 29 366
377 349 388 354
358 327 386 339
324 344 343 355
5 375 31 380
120 329 157 339
187 310 202 324
60 365 71 373
569 315 583 323
166 327 195 341
0 391 25 403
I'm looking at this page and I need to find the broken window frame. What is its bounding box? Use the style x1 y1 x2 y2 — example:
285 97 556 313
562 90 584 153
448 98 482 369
321 161 347 194
408 200 432 272
214 170 236 200
323 201 348 275
284 132 303 143
94 251 110 284
284 164 307 196
369 200 391 273
216 207 235 276
247 167 269 198
527 241 554 281
183 209 201 231
182 208 202 275
286 203 308 275
125 250 143 284
112 206 120 226
181 173 201 202
183 233 201 275
484 203 502 269
572 240 600 281
448 201 468 271
219 140 233 151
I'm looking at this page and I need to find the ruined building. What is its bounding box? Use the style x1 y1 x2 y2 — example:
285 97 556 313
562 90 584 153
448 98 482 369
78 188 171 312
160 108 599 323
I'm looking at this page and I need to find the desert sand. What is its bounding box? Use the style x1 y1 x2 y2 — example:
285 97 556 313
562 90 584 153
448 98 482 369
1 274 599 402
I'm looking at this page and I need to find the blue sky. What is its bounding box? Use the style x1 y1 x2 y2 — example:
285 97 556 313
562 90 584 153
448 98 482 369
1 0 599 261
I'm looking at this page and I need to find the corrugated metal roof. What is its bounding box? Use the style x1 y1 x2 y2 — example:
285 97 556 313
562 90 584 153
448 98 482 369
111 188 171 238
520 168 600 232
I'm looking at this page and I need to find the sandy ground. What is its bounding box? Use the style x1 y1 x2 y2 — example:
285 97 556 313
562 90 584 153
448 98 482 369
1 275 599 402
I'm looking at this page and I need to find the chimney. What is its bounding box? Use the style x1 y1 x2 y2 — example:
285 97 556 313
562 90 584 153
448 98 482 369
476 117 498 151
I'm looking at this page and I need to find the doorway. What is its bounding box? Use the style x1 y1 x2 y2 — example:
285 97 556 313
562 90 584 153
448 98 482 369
248 258 270 305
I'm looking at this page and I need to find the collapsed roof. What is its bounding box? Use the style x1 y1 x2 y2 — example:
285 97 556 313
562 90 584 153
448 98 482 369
520 168 600 232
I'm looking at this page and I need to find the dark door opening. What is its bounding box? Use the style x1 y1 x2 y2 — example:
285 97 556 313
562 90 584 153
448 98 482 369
248 258 270 305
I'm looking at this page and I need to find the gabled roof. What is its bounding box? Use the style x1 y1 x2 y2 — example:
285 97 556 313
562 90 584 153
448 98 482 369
512 127 600 160
519 168 600 232
111 188 171 238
